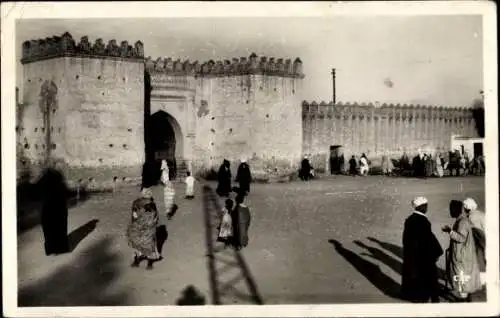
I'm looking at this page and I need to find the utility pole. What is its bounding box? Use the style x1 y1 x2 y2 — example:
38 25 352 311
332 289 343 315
331 68 336 104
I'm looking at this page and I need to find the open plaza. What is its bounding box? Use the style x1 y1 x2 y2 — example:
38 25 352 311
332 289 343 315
17 175 486 306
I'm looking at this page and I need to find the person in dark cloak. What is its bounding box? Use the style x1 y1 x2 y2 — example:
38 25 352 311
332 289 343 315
401 196 443 303
235 157 252 195
230 191 251 250
448 151 460 177
348 155 357 176
400 152 410 174
141 160 159 189
38 160 70 255
339 153 345 175
412 154 424 178
299 156 312 181
216 159 232 197
425 154 434 177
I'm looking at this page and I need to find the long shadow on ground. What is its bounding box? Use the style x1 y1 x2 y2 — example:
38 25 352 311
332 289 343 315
18 237 128 306
17 181 94 234
68 219 99 252
202 185 263 305
328 239 401 300
366 236 486 302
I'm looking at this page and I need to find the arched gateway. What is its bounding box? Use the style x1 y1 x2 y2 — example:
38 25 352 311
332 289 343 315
145 69 196 180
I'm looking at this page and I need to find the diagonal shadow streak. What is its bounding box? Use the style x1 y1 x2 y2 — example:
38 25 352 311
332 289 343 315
367 237 403 259
328 239 401 300
68 219 99 252
366 237 448 285
354 240 402 275
202 184 264 305
202 185 222 305
361 238 459 302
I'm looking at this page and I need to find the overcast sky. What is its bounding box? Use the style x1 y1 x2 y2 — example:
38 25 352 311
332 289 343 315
16 16 483 106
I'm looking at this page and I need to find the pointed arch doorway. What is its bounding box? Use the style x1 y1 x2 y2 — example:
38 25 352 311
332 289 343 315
145 110 184 180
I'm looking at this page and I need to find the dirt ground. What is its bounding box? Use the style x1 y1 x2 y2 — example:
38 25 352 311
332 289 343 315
17 175 486 306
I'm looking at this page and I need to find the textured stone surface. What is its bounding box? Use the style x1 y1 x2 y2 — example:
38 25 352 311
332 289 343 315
18 56 145 183
302 102 479 168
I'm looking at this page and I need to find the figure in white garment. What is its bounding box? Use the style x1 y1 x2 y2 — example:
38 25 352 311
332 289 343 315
161 160 175 217
184 171 195 199
359 153 370 176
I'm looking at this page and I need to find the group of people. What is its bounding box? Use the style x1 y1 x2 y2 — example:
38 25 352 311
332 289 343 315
348 153 371 176
126 159 195 270
216 158 253 197
403 150 485 178
215 157 253 250
402 196 486 302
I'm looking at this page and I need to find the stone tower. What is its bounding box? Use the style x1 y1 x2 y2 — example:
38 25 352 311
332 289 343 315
19 32 145 186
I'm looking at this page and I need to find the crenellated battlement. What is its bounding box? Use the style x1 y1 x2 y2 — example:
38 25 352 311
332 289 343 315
21 32 144 64
301 100 473 119
145 53 304 78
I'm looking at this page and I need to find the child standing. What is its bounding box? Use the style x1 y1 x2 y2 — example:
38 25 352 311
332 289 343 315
217 199 234 247
184 171 195 199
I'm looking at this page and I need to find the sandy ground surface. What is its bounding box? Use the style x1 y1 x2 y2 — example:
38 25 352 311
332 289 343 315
17 175 486 306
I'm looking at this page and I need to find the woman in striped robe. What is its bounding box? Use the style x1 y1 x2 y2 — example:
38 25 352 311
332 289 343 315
127 188 160 270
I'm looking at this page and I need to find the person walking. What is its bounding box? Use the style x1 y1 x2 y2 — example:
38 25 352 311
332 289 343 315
359 153 370 176
161 159 176 217
38 160 70 255
230 191 251 250
348 155 357 177
401 196 443 303
127 188 161 270
184 171 195 199
435 153 444 178
235 157 252 195
299 156 313 181
442 200 482 301
216 159 232 197
381 152 393 176
217 198 234 248
463 198 486 287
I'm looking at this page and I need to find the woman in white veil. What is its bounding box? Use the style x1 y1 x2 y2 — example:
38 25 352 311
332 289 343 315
161 160 175 217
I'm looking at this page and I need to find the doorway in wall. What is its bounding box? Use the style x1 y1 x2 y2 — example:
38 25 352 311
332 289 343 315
329 145 344 175
473 142 483 157
145 110 179 180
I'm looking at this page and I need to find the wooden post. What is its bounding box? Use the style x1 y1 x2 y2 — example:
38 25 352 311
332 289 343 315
331 69 336 105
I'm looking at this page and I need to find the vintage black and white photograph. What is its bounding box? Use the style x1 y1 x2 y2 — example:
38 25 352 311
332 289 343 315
2 1 498 317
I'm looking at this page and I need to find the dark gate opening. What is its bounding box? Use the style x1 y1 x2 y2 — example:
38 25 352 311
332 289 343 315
473 142 483 157
329 145 344 175
145 111 177 180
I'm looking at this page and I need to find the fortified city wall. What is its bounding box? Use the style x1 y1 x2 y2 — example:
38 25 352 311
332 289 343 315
145 54 304 177
18 32 145 188
17 31 481 189
302 101 479 171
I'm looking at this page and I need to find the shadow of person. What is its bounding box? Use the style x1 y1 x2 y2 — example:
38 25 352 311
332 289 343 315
68 219 99 252
156 224 168 257
365 237 454 301
176 285 207 305
19 237 128 306
367 237 403 259
328 239 401 300
354 240 402 275
167 204 178 220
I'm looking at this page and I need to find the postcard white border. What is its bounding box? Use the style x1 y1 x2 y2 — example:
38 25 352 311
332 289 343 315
2 1 498 317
